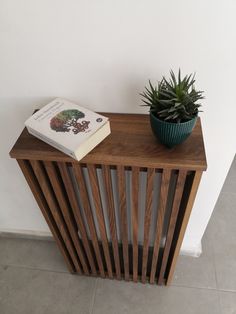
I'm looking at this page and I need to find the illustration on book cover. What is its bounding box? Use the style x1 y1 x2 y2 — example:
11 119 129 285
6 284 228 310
50 109 93 134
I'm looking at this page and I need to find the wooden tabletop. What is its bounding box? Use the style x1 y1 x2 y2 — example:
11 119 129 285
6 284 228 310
10 113 207 170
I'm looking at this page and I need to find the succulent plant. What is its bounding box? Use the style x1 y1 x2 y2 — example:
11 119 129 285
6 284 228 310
140 70 204 123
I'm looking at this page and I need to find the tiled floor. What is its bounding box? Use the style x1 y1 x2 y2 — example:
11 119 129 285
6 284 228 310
0 157 235 314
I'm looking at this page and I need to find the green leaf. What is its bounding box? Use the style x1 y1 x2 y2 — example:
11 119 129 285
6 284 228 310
170 69 177 87
148 80 156 94
140 99 152 106
178 68 181 85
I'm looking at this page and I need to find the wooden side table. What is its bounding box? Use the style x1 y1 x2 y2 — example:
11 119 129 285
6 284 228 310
10 113 207 285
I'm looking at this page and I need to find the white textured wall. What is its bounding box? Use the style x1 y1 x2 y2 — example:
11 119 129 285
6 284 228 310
1 0 235 254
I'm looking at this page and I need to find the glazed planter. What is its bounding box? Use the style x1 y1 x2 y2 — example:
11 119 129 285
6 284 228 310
150 112 197 148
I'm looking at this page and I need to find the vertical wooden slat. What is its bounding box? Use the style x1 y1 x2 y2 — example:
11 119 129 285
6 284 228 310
132 166 139 282
43 161 90 275
72 164 105 278
166 171 203 285
87 164 113 278
102 165 121 279
158 170 187 285
30 160 82 274
117 165 129 281
17 159 76 274
150 169 171 284
141 168 155 283
57 162 97 275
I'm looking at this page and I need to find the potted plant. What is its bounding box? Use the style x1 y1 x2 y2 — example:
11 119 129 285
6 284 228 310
140 70 204 148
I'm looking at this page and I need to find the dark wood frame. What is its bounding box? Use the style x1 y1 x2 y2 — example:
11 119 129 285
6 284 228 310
10 113 207 285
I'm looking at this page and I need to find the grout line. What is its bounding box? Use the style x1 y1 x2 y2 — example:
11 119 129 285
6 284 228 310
171 282 236 294
216 288 236 294
89 278 98 314
2 262 236 296
1 263 101 282
208 237 223 314
1 264 236 298
212 242 220 292
0 263 72 275
217 290 223 314
217 289 223 314
221 191 236 196
171 282 219 292
3 262 236 294
171 281 236 294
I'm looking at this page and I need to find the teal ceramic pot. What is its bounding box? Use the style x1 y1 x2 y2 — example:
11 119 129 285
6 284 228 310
150 112 197 148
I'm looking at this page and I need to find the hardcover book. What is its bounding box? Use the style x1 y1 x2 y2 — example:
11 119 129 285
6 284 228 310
25 98 111 161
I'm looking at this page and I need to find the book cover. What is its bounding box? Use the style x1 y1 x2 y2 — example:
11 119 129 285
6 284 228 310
25 98 111 160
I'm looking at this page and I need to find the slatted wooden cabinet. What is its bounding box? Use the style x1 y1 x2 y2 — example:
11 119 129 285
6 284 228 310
10 113 207 285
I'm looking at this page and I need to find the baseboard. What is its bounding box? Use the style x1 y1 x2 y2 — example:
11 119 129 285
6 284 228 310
180 241 202 257
0 228 53 241
0 228 202 257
